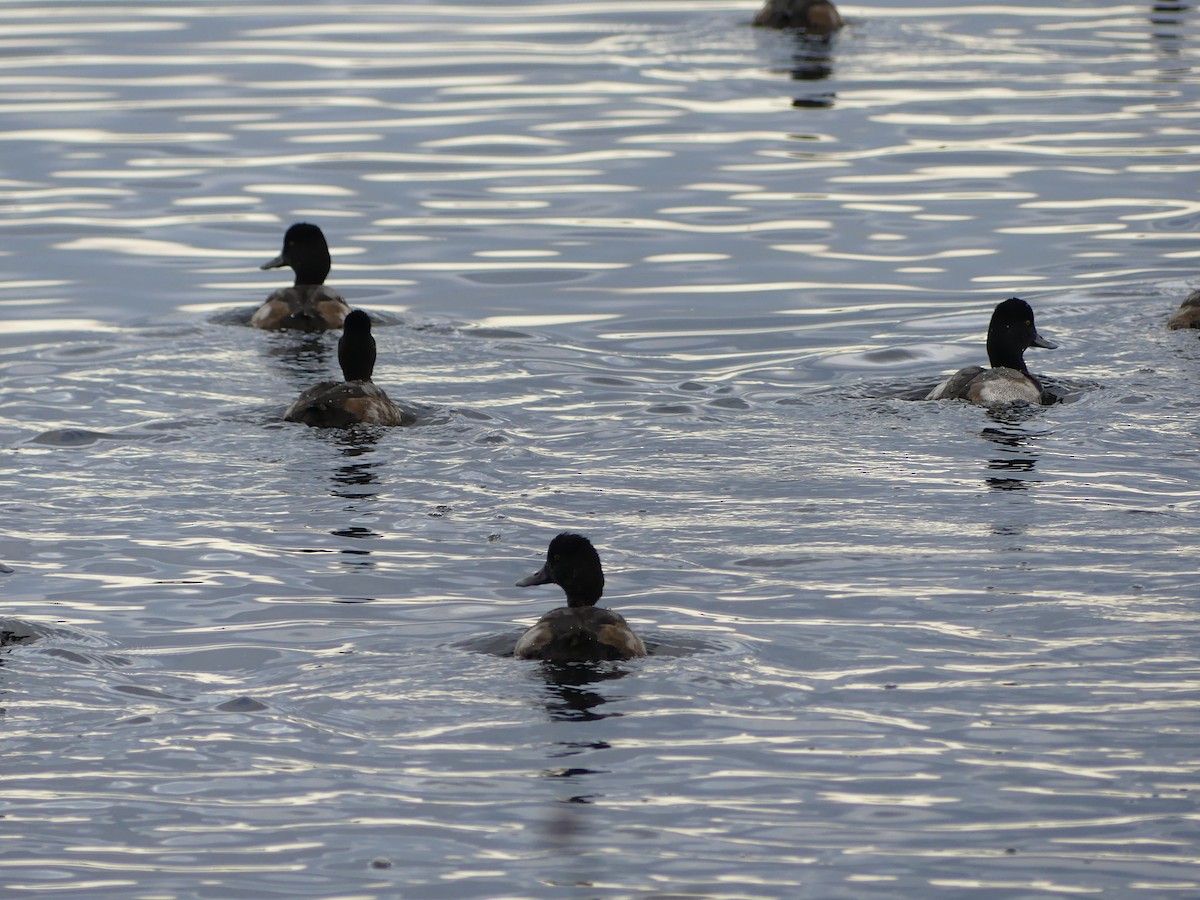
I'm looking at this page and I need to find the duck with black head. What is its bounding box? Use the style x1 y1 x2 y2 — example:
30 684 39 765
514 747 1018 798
754 0 843 33
926 297 1058 407
251 223 351 331
284 310 413 427
514 533 647 663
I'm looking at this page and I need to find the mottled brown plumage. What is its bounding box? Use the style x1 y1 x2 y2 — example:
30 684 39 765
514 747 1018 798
514 533 646 662
753 0 843 33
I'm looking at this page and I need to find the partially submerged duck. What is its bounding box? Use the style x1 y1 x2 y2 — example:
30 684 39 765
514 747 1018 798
514 533 647 663
926 298 1058 407
1168 289 1200 329
284 310 413 427
251 223 351 331
754 0 844 33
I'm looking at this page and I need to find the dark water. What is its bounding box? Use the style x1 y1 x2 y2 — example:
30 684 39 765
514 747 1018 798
2 1 1199 896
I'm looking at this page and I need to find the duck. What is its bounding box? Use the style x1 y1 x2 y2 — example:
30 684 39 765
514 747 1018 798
926 297 1058 406
283 309 413 427
514 533 647 663
754 0 843 33
1168 289 1200 329
251 223 351 331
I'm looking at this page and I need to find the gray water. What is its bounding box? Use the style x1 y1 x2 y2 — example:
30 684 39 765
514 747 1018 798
2 1 1199 897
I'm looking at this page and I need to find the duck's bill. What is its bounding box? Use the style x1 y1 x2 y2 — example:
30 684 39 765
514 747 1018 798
260 253 288 270
1033 332 1058 349
516 565 551 587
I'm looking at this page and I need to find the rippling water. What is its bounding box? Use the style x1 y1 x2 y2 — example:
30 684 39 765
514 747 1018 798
2 1 1200 896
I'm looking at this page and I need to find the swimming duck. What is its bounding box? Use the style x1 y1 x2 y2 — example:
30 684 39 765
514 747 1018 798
926 297 1058 406
251 223 351 331
283 309 413 427
1168 289 1200 329
514 533 647 663
754 0 843 33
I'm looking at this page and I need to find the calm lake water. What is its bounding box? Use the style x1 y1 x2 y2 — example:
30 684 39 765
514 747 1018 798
2 1 1199 897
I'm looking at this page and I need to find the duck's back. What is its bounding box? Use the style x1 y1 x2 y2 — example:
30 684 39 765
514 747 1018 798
754 0 843 32
927 366 1043 406
284 380 413 427
926 365 986 401
1168 290 1200 330
515 606 646 662
251 285 350 331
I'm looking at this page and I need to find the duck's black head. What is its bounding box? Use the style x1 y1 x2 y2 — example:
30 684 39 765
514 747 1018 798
261 222 332 286
986 297 1057 373
517 532 605 608
338 309 376 382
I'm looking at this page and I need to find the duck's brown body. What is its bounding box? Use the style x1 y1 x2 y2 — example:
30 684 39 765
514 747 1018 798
514 606 646 662
284 380 412 427
1168 290 1200 330
753 0 843 33
251 284 350 332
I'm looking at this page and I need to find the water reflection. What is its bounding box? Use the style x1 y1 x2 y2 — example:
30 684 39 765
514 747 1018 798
328 428 383 495
537 664 625 811
789 34 837 109
1 623 34 649
538 661 628 724
981 422 1040 493
261 331 334 392
1151 1 1191 42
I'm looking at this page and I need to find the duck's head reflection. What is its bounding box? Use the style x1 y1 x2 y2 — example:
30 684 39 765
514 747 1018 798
981 423 1041 492
327 429 384 500
537 660 630 723
789 45 836 109
1151 0 1191 41
536 664 626 809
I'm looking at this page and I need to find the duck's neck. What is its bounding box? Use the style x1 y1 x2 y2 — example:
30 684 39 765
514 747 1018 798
292 257 331 286
563 582 603 608
338 335 376 382
987 334 1044 394
986 334 1029 376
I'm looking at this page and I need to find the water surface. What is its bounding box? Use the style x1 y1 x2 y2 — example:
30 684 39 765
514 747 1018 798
2 1 1199 897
